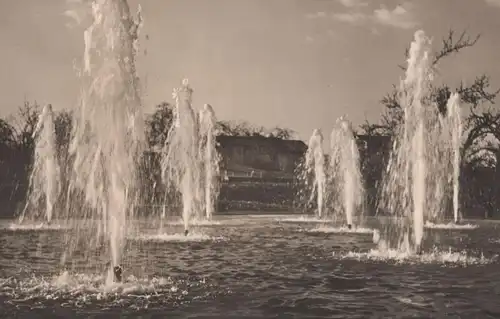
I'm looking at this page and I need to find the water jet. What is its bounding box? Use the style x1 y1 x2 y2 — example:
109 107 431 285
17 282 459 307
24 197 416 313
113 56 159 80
377 30 454 254
65 0 145 270
328 117 364 227
198 103 221 220
19 104 60 225
161 79 203 230
303 129 325 218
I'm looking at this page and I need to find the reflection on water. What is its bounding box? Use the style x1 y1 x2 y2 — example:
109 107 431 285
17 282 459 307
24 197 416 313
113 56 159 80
1 215 499 318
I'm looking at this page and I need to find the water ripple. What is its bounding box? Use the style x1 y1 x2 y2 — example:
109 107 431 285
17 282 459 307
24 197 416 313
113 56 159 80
0 216 498 318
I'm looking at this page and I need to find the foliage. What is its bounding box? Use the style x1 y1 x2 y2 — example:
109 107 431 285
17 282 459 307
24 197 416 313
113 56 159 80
54 110 73 157
0 100 296 156
10 101 41 152
144 102 296 150
145 102 174 149
216 120 296 139
216 120 265 137
360 29 499 167
0 119 16 150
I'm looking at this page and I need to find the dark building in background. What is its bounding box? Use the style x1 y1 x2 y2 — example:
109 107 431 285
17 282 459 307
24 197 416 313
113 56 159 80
216 135 307 212
216 135 307 180
215 134 394 214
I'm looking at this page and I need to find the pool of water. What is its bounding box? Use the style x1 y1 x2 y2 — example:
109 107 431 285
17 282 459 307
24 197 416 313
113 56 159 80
1 215 499 318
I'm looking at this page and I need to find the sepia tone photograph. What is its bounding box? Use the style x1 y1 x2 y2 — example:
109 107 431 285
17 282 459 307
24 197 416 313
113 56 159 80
1 0 500 317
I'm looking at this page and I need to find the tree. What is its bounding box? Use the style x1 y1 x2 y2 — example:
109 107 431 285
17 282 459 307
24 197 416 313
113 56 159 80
216 120 266 137
144 102 296 145
360 30 499 165
0 119 16 150
216 120 296 139
267 126 297 140
54 110 73 153
145 102 174 149
0 119 16 177
10 101 42 152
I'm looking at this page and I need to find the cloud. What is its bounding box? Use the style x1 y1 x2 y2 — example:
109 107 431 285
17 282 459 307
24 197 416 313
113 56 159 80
63 0 92 28
373 4 418 29
305 11 327 19
332 2 419 30
333 12 367 25
338 0 368 8
485 0 500 7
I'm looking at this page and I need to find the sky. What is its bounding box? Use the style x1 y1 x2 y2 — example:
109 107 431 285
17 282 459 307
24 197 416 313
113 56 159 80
1 0 500 141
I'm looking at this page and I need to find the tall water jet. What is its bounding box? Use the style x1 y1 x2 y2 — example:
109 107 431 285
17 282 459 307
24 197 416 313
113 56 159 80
66 0 144 275
377 30 436 254
19 104 61 225
328 118 364 227
198 104 221 220
303 129 326 218
161 79 202 231
447 93 462 223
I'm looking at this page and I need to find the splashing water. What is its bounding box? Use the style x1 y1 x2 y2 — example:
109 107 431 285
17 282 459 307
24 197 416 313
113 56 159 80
328 118 364 227
0 272 217 310
277 215 329 223
65 0 145 275
302 129 326 218
308 226 374 234
19 104 61 225
161 79 203 232
198 104 221 220
424 221 477 230
131 231 226 243
337 247 494 266
447 93 462 223
377 30 450 254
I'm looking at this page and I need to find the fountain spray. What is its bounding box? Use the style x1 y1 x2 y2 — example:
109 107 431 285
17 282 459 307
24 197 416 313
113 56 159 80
161 79 202 231
447 93 462 223
19 104 61 225
377 30 434 254
66 0 144 277
328 118 364 227
198 104 221 219
304 129 326 218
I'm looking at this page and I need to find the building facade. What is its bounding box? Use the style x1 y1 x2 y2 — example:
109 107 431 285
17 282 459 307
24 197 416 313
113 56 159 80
216 135 307 180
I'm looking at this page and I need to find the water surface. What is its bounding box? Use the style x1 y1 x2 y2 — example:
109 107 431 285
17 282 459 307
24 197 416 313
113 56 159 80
1 215 498 318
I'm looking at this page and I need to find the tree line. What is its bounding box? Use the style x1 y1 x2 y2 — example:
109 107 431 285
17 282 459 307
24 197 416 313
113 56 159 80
0 100 297 185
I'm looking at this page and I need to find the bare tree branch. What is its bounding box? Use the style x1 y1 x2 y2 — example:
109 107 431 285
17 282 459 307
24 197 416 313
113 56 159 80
433 30 480 66
398 29 480 71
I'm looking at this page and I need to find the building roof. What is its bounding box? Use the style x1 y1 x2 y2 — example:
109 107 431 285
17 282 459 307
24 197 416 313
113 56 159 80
216 135 307 154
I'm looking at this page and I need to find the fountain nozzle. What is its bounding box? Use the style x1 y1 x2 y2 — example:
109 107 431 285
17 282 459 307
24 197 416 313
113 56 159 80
113 265 123 282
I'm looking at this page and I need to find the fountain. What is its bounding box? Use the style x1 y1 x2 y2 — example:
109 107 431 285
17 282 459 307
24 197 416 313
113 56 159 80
19 104 61 225
377 30 451 254
64 0 145 281
303 129 326 218
328 118 364 228
160 79 203 232
447 93 462 223
198 104 221 220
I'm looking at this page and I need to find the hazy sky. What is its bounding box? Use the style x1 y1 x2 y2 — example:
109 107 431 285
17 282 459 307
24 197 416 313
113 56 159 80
1 0 500 141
